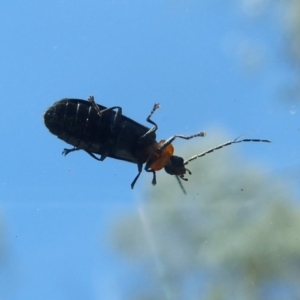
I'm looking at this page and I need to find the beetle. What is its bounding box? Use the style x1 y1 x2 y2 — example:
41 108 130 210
44 96 270 190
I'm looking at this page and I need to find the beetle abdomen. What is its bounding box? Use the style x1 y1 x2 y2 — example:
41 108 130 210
44 99 112 153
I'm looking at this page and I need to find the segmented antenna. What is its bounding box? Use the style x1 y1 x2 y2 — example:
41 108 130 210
184 137 271 166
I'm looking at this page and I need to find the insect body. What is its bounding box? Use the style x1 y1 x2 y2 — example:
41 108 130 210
44 96 270 190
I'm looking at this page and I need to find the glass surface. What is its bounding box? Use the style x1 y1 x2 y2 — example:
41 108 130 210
0 1 299 299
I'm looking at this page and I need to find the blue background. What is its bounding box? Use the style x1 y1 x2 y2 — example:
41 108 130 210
0 1 298 299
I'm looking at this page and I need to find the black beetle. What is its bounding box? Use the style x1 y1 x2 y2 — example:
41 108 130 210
44 96 270 191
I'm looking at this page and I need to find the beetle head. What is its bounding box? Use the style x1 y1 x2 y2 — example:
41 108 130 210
164 155 191 179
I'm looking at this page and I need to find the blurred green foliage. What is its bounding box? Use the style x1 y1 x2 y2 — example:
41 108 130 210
111 133 300 300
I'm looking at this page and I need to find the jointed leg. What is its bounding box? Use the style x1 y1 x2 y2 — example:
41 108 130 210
88 95 122 128
62 147 106 161
140 103 160 139
145 167 157 185
85 151 106 161
131 162 157 189
62 147 80 156
158 131 206 153
131 163 143 189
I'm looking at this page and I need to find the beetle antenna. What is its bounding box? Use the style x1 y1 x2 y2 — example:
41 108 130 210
184 137 271 166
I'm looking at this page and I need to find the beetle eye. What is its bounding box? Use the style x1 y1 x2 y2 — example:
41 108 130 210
164 156 185 175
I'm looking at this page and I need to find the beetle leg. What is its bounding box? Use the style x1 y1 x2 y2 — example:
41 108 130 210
88 95 122 129
62 147 106 161
146 103 160 128
157 132 206 153
139 103 160 139
85 151 106 161
101 106 123 130
144 163 157 185
131 163 143 189
62 147 79 156
146 169 157 185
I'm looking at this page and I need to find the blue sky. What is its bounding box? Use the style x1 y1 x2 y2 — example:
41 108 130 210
0 1 298 299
